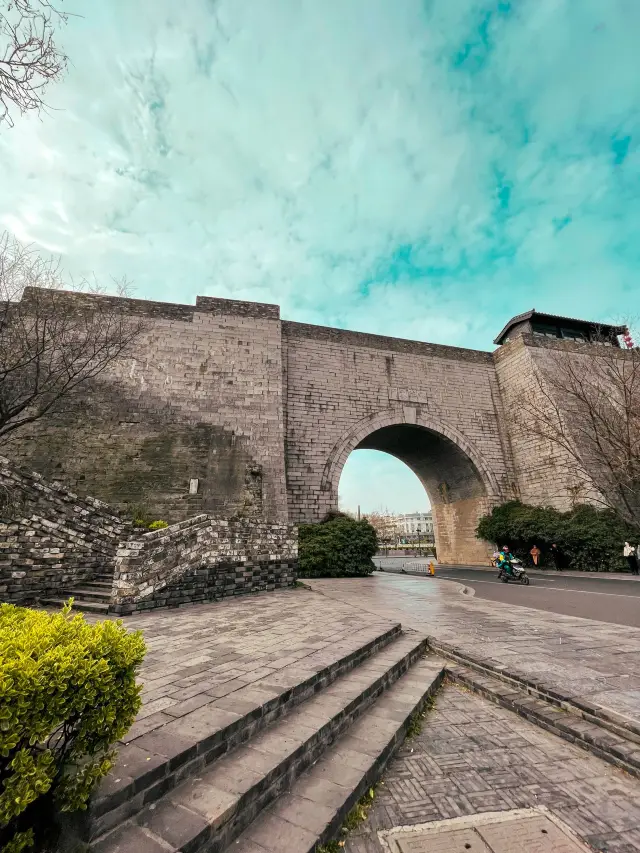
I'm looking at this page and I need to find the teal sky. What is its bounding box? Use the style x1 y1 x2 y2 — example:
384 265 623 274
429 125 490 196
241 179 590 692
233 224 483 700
1 0 638 513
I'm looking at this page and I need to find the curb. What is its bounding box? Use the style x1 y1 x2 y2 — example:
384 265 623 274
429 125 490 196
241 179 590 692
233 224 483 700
378 567 476 597
434 563 640 581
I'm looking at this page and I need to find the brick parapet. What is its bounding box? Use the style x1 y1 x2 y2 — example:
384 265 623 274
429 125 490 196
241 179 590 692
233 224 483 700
112 516 298 607
282 320 493 363
0 456 131 603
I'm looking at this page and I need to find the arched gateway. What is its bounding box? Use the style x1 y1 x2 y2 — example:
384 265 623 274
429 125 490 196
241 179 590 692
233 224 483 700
319 411 501 565
282 321 513 564
8 291 625 565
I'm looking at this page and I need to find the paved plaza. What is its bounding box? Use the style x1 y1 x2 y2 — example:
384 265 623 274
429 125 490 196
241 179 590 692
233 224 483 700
345 685 640 853
112 590 398 744
95 573 640 852
105 571 640 744
305 574 640 726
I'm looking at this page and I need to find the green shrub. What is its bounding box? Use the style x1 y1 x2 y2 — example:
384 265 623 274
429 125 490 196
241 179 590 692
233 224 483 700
298 512 378 578
0 602 145 852
147 520 168 531
477 500 634 571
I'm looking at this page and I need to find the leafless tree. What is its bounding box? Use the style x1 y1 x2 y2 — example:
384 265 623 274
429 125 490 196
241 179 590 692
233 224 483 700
510 330 640 532
0 231 146 441
0 0 69 126
365 510 401 545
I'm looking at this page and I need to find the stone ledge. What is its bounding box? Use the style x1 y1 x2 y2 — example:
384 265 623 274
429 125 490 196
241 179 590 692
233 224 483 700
429 638 640 744
445 664 640 779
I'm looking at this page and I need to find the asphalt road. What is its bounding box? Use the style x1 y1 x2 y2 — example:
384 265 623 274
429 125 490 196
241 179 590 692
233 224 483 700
375 558 640 627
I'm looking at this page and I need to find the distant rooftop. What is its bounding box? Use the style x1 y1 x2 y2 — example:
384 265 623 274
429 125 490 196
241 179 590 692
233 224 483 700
494 309 626 346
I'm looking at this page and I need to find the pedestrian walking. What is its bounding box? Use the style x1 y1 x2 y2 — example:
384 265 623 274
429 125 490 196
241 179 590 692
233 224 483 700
550 543 565 570
624 542 639 575
530 544 541 567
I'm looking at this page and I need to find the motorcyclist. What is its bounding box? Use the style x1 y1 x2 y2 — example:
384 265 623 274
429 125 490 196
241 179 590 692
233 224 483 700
497 545 515 577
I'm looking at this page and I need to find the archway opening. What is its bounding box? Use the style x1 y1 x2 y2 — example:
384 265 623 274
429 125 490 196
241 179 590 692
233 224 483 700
335 423 491 565
339 447 432 554
338 449 430 516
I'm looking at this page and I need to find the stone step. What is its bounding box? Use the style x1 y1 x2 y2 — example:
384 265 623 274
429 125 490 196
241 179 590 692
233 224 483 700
82 580 114 590
446 664 640 779
89 633 438 853
61 587 112 602
65 622 403 848
229 655 446 853
430 638 640 745
41 597 110 614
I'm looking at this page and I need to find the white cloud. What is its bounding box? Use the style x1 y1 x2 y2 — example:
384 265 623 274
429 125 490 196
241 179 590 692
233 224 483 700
1 0 638 508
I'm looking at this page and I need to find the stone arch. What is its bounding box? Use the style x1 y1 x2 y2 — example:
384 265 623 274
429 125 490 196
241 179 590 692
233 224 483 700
323 407 502 565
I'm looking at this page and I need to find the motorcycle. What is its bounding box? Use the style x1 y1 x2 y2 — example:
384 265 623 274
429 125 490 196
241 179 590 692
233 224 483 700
497 559 530 585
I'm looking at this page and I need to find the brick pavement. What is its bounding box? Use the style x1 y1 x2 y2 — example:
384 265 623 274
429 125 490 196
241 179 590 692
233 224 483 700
305 575 640 725
79 576 640 851
99 573 640 735
346 685 640 853
104 588 397 741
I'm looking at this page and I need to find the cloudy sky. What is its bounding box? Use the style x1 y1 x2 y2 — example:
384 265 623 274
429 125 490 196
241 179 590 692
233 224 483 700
1 0 638 514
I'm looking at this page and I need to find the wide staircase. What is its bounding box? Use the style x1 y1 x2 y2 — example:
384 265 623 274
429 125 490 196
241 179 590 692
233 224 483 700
71 623 446 853
41 570 114 614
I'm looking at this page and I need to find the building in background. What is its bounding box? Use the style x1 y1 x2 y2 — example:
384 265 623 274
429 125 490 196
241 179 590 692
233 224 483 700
397 511 434 542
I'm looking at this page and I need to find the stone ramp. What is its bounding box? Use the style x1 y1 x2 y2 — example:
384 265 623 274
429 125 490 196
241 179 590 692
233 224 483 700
87 631 442 853
432 639 640 747
446 663 640 779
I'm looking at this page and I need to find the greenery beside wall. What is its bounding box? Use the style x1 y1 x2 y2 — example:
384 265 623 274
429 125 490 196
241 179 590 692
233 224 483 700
298 512 378 578
0 602 145 853
477 500 635 572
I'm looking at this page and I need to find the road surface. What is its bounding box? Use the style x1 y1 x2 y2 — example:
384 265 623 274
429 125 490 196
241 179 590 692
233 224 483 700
375 557 640 627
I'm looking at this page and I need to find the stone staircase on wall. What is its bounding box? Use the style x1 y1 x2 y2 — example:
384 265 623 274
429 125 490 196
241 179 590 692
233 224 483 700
1 456 296 615
40 570 115 614
68 623 446 853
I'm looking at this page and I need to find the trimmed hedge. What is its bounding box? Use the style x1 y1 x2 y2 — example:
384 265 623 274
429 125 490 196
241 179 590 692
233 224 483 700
0 602 145 852
298 513 378 578
476 501 635 572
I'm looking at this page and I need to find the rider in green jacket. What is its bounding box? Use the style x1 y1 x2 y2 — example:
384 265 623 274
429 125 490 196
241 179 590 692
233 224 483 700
497 546 515 576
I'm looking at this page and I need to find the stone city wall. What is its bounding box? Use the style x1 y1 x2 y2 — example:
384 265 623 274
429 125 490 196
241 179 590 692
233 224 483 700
494 335 603 511
8 291 288 525
111 515 298 614
0 456 130 603
7 288 621 567
282 321 516 564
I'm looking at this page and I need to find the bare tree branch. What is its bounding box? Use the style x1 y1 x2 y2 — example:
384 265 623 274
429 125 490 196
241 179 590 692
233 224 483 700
508 330 640 532
0 231 147 441
0 0 69 126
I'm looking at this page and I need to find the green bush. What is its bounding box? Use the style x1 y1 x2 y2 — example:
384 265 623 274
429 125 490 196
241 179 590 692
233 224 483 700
298 513 378 578
0 602 146 852
477 500 634 572
147 520 168 531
